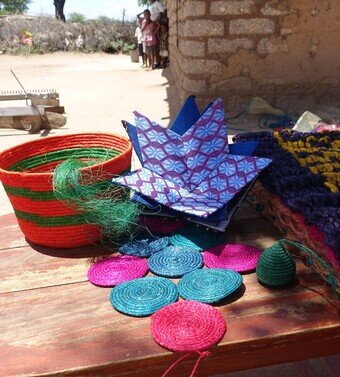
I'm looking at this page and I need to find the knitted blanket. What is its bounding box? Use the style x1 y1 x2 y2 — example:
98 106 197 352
234 130 339 272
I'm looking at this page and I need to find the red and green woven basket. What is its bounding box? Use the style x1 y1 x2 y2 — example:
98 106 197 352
0 133 132 248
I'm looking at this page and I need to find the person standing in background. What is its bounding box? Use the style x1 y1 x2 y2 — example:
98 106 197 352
141 9 159 70
149 0 165 68
159 10 169 68
135 18 146 67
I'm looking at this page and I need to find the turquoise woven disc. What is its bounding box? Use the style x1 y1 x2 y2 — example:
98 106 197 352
148 246 203 278
178 268 243 303
170 226 224 251
119 236 169 258
110 276 178 317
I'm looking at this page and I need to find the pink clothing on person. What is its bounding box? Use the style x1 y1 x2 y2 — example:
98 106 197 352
142 21 158 46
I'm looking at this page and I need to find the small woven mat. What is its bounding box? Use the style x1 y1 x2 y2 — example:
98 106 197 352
148 246 203 278
110 276 178 317
151 301 227 352
170 226 224 251
119 236 169 258
87 255 148 287
140 216 187 234
178 268 243 303
203 243 262 273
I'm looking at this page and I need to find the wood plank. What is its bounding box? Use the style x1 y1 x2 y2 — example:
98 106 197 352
0 213 27 249
0 93 59 101
0 106 42 117
0 261 338 377
0 244 114 294
0 215 339 377
0 94 30 101
45 106 65 114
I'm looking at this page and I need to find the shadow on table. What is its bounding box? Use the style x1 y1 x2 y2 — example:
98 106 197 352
27 239 116 259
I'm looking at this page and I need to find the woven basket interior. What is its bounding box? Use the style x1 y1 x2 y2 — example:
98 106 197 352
0 133 129 174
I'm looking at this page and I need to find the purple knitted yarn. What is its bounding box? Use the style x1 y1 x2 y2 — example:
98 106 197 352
87 255 148 287
234 130 340 255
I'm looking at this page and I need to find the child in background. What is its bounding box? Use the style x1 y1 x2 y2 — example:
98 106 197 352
141 9 159 70
135 18 146 67
159 11 169 68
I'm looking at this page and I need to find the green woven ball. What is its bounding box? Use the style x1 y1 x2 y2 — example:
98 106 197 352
256 241 296 287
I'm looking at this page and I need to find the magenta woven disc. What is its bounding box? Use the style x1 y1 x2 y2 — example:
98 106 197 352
87 255 148 287
140 216 187 234
203 243 262 273
151 301 226 352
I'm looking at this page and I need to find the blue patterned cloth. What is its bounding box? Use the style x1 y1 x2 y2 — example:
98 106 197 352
114 98 271 218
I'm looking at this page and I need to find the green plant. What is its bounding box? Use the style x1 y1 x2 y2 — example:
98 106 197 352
107 39 123 53
31 44 45 54
68 12 87 24
122 42 136 54
97 15 112 23
0 0 31 14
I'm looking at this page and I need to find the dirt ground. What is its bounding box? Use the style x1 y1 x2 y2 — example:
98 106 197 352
0 52 181 141
0 52 182 214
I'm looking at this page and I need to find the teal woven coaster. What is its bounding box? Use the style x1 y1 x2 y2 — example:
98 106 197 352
110 276 178 317
148 246 203 278
170 226 224 251
178 268 243 303
119 236 169 258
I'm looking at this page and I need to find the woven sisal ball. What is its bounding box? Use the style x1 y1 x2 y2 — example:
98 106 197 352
256 241 296 287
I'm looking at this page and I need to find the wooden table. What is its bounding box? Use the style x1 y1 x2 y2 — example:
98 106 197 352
0 206 339 377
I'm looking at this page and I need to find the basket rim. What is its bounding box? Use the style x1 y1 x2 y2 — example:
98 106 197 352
0 132 132 178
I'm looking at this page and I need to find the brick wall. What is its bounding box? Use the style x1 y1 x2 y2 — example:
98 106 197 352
165 0 340 112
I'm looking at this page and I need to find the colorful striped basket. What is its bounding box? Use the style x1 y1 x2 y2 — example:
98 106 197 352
0 133 132 248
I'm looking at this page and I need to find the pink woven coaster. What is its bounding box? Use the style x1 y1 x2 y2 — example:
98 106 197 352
87 255 148 287
203 243 262 273
151 301 226 352
140 216 187 234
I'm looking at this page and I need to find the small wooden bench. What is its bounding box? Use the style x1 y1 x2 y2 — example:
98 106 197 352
0 91 65 132
0 205 339 377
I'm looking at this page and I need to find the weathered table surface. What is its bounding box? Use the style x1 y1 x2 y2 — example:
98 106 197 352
0 205 339 377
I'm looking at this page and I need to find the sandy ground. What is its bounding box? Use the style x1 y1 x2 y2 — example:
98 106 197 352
0 52 182 214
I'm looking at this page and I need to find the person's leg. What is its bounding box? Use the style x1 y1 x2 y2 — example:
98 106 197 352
139 43 145 67
160 50 168 68
154 42 161 68
160 57 166 68
149 53 154 69
143 44 148 67
152 45 159 69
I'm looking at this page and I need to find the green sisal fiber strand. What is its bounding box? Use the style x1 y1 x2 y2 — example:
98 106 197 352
52 158 140 244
